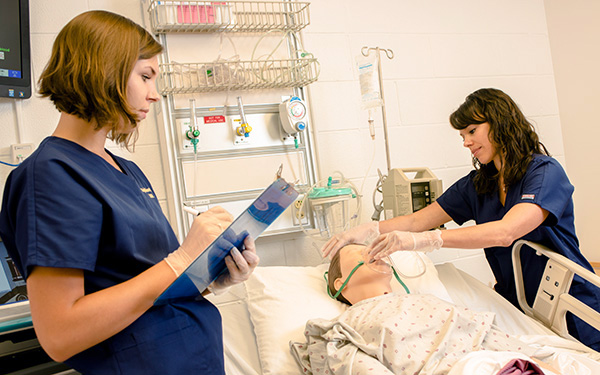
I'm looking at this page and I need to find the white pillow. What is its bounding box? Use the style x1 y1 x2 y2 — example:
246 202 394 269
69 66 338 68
244 252 453 375
245 264 346 375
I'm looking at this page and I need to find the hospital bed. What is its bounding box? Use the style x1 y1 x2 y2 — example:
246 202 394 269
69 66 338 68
207 240 600 375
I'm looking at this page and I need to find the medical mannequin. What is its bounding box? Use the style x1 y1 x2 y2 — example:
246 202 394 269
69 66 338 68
0 11 258 374
322 88 600 351
305 244 562 375
327 244 394 305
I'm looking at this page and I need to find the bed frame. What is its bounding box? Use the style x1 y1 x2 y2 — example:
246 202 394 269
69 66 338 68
512 240 600 342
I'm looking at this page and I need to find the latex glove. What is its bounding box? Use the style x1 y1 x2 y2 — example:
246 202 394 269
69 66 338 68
321 221 380 259
165 206 233 276
208 236 260 295
367 229 443 260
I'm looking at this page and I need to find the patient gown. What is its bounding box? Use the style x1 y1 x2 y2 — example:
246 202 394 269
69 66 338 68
290 293 540 375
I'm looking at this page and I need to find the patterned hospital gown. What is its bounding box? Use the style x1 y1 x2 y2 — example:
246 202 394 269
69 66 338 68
290 293 539 375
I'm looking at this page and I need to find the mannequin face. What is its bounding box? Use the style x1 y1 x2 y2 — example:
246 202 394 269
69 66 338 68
334 244 393 304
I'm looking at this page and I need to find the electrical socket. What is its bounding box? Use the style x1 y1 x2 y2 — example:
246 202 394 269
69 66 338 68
294 199 306 220
11 143 34 164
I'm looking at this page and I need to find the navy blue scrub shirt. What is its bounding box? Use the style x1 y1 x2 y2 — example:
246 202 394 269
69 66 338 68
437 154 600 351
0 137 225 375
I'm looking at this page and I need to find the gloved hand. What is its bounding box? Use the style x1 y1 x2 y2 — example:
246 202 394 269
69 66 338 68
165 206 233 276
367 229 443 260
208 236 260 295
321 221 380 259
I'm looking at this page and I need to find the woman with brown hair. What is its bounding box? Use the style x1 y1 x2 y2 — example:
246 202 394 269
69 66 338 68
0 11 258 374
321 88 600 351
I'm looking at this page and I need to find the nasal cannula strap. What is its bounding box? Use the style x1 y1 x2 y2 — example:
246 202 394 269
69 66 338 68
325 261 410 300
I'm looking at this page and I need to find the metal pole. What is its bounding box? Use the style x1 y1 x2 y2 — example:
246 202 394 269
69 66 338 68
362 46 394 172
376 48 391 172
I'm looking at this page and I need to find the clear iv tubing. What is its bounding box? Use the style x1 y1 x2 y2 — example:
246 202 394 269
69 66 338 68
368 108 376 140
251 29 321 82
359 137 378 208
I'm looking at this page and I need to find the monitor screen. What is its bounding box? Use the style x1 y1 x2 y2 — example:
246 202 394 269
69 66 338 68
0 0 31 99
0 238 28 305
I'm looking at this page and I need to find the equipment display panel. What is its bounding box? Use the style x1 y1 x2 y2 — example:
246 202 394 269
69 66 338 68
0 0 31 99
0 238 27 305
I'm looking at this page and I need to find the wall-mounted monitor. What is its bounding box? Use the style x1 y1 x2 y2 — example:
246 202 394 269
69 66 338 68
0 0 31 99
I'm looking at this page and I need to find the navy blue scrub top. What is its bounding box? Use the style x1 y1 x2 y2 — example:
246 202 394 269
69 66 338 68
0 137 225 374
437 155 600 350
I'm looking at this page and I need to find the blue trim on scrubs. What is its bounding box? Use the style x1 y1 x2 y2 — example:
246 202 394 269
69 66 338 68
0 137 225 374
437 155 600 351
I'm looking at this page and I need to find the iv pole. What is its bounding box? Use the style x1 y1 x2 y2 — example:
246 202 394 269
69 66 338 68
361 46 394 221
361 46 394 172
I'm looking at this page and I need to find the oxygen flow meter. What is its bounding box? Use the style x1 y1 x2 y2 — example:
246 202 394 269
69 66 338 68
279 96 308 135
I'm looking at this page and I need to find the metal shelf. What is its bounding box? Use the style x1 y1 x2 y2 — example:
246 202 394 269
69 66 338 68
148 0 311 33
146 0 319 238
158 57 318 94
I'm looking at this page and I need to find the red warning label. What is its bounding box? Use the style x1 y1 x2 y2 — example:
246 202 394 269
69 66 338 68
204 115 226 124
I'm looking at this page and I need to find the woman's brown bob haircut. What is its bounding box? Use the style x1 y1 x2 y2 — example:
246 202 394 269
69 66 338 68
39 10 163 149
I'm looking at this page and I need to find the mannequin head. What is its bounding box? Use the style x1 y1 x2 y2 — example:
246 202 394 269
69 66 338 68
327 244 393 305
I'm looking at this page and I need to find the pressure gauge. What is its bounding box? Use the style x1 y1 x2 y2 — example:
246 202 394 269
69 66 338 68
289 100 306 119
279 96 308 134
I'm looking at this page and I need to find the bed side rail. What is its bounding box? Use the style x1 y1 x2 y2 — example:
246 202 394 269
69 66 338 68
512 240 600 341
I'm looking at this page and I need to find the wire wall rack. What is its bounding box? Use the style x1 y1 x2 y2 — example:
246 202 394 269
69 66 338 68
157 58 318 94
148 1 311 33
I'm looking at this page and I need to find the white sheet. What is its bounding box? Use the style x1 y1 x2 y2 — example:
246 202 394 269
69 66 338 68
206 284 261 375
208 262 600 375
435 263 553 337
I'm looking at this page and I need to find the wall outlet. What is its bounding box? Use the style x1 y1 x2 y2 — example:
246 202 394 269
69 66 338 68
11 143 34 164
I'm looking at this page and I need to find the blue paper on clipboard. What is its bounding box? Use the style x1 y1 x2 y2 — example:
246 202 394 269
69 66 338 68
155 178 298 305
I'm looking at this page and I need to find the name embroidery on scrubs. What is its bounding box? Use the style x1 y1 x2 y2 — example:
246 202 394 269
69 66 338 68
521 194 535 200
140 187 155 199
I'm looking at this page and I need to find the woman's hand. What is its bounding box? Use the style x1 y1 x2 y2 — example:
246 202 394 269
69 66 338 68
165 206 233 276
367 229 443 260
320 221 380 259
208 236 260 295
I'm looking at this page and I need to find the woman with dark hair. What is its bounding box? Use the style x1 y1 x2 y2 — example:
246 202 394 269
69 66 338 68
0 11 258 374
321 88 600 351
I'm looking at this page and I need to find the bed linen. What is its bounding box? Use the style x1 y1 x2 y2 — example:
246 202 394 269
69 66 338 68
208 261 600 375
290 293 541 375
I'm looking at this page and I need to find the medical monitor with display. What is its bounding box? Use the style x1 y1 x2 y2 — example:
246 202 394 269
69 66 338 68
0 238 27 305
0 0 32 99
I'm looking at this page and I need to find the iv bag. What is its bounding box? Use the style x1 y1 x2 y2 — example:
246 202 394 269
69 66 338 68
356 54 383 110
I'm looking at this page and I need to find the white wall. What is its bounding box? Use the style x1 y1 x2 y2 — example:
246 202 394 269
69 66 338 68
0 0 171 214
0 0 581 285
301 0 561 283
544 0 600 263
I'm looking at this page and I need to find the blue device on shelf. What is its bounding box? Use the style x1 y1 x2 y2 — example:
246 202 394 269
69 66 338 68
155 178 298 305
